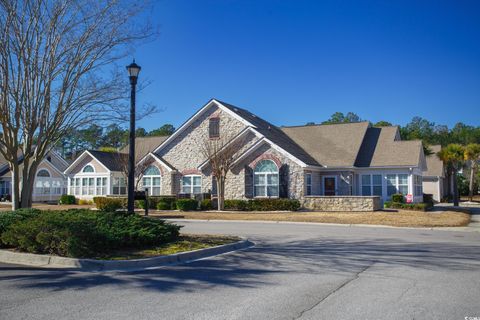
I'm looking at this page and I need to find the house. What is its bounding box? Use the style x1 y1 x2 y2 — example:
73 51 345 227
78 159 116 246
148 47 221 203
0 150 69 202
422 145 448 202
66 99 427 210
64 136 169 199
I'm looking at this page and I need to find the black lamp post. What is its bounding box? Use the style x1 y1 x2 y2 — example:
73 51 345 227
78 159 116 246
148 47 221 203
126 60 141 213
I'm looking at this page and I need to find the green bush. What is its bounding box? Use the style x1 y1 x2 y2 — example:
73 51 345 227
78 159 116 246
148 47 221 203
155 197 177 210
93 197 126 212
383 201 432 212
0 209 42 240
0 209 181 258
391 194 404 203
200 199 213 211
59 194 76 205
249 198 301 211
224 199 249 211
176 199 198 211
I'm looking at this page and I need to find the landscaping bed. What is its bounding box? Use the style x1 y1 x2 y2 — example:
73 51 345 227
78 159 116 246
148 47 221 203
151 209 471 228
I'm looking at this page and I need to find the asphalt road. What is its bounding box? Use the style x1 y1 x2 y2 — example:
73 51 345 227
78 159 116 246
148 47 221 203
1 221 480 320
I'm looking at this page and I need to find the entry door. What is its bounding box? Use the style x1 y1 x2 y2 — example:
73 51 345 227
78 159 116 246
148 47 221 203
324 177 336 196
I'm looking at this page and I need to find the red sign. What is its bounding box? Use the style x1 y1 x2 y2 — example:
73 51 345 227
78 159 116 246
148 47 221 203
406 194 413 203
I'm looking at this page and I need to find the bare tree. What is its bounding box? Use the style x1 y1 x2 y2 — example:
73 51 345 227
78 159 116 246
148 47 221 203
115 142 152 191
0 0 155 209
201 136 245 211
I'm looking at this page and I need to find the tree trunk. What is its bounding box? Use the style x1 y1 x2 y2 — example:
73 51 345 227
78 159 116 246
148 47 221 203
10 163 20 210
216 177 225 211
468 162 475 202
453 169 459 207
20 168 37 208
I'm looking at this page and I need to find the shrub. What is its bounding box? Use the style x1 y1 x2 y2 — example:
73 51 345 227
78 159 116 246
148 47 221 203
250 198 301 211
0 209 41 239
391 194 404 203
78 199 93 205
156 197 177 210
224 199 249 211
93 197 127 212
383 201 432 212
200 199 213 211
59 194 76 205
1 209 181 258
176 199 198 211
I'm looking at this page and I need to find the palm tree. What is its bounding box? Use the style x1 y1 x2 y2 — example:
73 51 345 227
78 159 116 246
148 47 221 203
437 144 465 206
464 144 480 202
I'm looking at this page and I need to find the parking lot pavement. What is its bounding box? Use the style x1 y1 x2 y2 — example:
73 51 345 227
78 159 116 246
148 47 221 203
1 220 480 320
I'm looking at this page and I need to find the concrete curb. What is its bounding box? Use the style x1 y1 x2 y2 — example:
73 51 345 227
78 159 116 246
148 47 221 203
0 238 253 271
164 218 479 232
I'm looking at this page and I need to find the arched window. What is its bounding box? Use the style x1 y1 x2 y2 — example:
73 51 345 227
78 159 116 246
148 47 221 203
37 169 50 177
82 165 94 173
254 160 279 197
143 165 161 196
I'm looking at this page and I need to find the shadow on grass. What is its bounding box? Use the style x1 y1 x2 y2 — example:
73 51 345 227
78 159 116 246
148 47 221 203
1 236 480 293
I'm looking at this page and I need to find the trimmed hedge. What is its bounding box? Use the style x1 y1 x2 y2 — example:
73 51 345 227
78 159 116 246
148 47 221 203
200 199 213 211
224 198 301 211
0 209 42 241
176 199 198 211
391 194 404 203
59 194 76 205
384 201 433 211
156 197 177 210
0 209 181 258
93 197 126 212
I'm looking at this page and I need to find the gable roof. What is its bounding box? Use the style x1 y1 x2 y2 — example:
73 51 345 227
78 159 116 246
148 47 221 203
355 126 423 167
217 100 320 167
423 145 444 177
280 122 370 167
86 150 128 172
121 136 170 162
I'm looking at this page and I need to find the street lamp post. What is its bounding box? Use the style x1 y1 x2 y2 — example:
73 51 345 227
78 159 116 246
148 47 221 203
126 60 141 213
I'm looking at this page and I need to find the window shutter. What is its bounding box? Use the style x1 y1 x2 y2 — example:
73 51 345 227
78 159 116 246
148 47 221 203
279 164 289 198
244 166 253 198
209 118 220 138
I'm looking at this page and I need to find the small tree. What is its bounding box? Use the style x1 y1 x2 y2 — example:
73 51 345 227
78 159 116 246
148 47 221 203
437 144 465 206
201 136 244 211
464 143 480 202
0 0 155 209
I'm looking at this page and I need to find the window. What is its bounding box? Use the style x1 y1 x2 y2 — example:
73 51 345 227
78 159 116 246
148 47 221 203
74 178 80 195
82 178 88 195
372 174 382 196
88 178 95 195
306 173 312 196
82 165 94 173
254 160 279 197
112 177 126 195
96 177 107 195
386 174 409 197
209 118 220 138
37 169 50 177
414 175 423 196
143 166 161 196
0 181 10 196
182 175 201 194
361 175 371 196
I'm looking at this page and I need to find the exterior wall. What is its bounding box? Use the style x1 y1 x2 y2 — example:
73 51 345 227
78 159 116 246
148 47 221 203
69 154 109 175
302 196 381 212
318 171 354 196
32 160 67 202
423 176 443 202
135 159 174 196
158 105 247 173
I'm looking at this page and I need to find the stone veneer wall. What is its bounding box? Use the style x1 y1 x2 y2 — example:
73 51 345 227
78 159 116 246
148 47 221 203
302 196 381 212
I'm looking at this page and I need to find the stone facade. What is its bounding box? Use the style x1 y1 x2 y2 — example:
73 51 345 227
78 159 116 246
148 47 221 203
302 196 381 212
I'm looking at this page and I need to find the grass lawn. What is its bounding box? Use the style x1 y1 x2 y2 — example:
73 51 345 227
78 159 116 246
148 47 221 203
151 209 471 228
95 234 239 260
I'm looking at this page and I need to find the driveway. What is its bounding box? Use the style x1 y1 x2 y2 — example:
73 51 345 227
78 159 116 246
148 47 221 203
1 221 480 320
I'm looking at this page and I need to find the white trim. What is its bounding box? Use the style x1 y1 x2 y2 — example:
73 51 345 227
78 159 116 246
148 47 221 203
261 135 308 168
153 99 255 154
230 138 266 168
63 150 111 174
323 176 337 196
38 159 67 178
136 152 173 172
81 163 96 174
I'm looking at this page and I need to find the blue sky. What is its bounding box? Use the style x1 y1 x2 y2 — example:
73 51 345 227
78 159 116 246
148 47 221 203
132 0 480 131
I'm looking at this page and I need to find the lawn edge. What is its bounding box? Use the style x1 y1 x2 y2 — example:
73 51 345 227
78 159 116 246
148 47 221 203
0 238 253 271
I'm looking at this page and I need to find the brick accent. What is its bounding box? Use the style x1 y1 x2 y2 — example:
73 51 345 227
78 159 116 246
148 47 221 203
181 169 202 176
249 153 282 169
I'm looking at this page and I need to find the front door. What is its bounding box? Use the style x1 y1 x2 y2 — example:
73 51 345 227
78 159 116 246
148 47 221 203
324 177 336 196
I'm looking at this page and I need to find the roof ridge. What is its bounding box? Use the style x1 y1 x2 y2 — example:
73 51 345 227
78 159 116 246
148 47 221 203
282 121 370 129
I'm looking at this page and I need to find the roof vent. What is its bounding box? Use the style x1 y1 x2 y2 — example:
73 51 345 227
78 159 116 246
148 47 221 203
251 114 256 118
268 125 271 130
233 108 238 112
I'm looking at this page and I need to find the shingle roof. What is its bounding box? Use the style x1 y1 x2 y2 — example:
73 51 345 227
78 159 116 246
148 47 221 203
281 122 370 167
217 100 320 166
87 150 128 172
120 136 170 161
355 126 423 167
423 145 444 177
